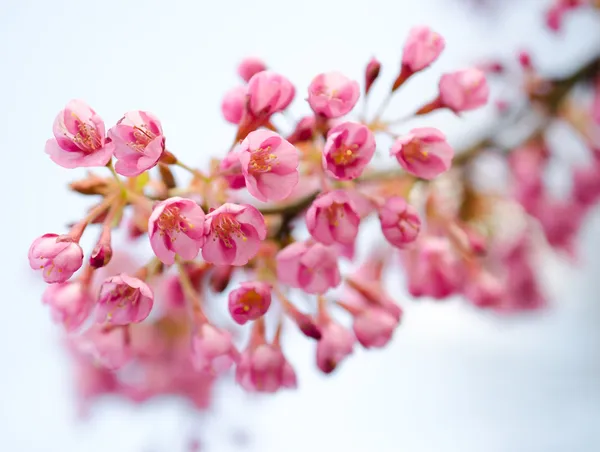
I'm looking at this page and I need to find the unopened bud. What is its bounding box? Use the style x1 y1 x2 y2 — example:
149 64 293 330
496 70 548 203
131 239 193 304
209 265 234 293
286 116 316 144
364 57 381 95
90 242 113 268
69 174 110 195
518 50 533 70
159 150 177 165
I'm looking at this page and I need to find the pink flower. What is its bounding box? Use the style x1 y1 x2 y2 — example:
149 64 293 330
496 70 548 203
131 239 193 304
76 325 131 370
390 128 454 180
402 26 445 73
28 234 84 283
148 197 206 265
202 203 267 266
236 343 297 393
572 164 600 206
228 281 272 325
305 190 360 245
378 197 421 247
364 57 381 95
221 86 247 124
403 237 463 299
439 68 489 112
322 121 376 180
316 321 355 374
96 274 154 325
509 144 548 213
307 72 360 118
219 152 246 189
45 99 114 169
42 281 94 332
353 307 399 349
276 241 341 294
191 323 239 374
464 271 505 308
108 110 165 177
246 71 295 117
534 199 584 255
238 130 300 202
238 57 267 82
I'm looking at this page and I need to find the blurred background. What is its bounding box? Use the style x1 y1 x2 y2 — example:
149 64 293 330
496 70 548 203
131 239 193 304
1 0 600 450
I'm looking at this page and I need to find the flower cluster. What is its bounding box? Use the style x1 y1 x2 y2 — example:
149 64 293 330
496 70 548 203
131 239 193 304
29 9 600 413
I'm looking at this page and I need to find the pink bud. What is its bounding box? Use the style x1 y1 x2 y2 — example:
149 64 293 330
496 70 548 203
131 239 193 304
307 72 360 118
403 237 463 299
286 116 316 144
439 68 489 113
148 197 206 265
236 343 297 393
478 61 505 74
353 307 399 349
572 164 600 206
228 281 272 325
191 323 239 374
465 270 505 308
316 321 355 374
202 203 267 266
246 71 295 118
509 144 548 213
306 190 361 246
534 199 584 255
45 99 114 169
391 127 454 180
29 233 84 283
364 57 381 95
219 152 246 190
545 0 583 32
345 276 402 321
276 241 341 294
378 197 421 247
108 110 166 177
209 265 235 293
282 299 321 340
96 273 154 325
518 50 533 70
237 57 267 82
42 281 94 332
501 256 546 312
322 121 376 180
402 26 445 73
238 130 300 202
221 86 247 124
89 242 113 269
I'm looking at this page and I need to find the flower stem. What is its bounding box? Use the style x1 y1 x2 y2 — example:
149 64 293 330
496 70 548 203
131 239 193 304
176 258 207 323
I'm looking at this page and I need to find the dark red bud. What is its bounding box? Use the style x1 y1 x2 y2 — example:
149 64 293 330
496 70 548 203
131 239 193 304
297 314 322 340
287 116 316 144
90 242 113 268
209 265 234 293
365 57 381 95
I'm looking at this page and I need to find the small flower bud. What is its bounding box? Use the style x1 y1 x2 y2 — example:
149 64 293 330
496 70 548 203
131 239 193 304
90 242 113 269
364 57 381 95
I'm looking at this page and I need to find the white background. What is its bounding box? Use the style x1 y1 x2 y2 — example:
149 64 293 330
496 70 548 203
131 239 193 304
1 0 600 451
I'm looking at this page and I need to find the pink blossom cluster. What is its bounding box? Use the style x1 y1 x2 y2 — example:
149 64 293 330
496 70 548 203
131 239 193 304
28 13 600 412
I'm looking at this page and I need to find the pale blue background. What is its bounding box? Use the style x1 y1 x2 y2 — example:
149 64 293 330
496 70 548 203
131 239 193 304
1 0 600 451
